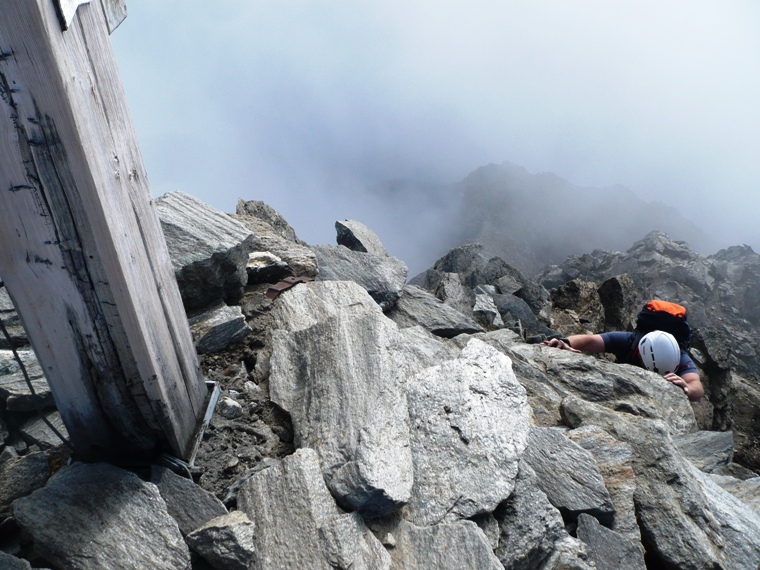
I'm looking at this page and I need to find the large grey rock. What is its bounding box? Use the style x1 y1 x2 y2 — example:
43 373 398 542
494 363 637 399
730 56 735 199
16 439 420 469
409 243 487 288
566 425 640 542
550 279 605 336
492 293 554 339
576 513 646 570
268 280 378 332
189 304 252 354
335 219 389 256
597 274 639 331
244 251 291 283
721 371 760 470
673 430 734 473
549 279 605 336
389 285 484 338
235 199 304 244
708 474 760 513
311 244 408 310
494 461 593 570
473 293 504 328
404 339 529 525
186 511 255 570
0 551 31 570
384 519 503 570
156 191 255 310
0 350 52 412
0 348 37 376
523 427 615 526
506 342 699 435
562 396 760 570
150 465 228 536
237 448 390 570
269 307 413 517
234 200 318 279
412 243 551 324
12 462 190 570
0 451 51 520
433 272 475 316
268 280 459 374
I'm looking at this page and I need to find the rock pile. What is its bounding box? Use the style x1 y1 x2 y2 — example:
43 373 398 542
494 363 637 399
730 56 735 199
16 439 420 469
1 194 759 569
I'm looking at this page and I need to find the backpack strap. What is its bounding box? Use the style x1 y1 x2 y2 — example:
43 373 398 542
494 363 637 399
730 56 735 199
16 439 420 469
623 331 643 366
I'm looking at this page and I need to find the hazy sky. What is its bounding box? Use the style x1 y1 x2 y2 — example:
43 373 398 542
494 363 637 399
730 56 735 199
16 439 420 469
111 1 760 271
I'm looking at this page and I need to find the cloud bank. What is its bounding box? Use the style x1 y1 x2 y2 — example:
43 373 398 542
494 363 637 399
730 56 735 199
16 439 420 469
111 1 760 273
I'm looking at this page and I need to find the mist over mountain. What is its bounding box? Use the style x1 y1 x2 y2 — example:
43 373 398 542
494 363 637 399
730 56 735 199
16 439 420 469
399 161 715 279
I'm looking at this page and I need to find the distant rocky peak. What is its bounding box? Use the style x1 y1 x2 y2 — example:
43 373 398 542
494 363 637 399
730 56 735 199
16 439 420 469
626 231 699 262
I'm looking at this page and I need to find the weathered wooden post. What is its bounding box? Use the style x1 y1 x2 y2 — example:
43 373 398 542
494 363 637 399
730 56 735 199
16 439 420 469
0 0 210 463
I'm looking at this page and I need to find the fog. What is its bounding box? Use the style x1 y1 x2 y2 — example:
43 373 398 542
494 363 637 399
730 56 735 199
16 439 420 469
111 1 760 274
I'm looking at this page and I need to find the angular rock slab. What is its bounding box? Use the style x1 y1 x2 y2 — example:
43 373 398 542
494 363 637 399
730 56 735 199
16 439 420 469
404 338 529 525
523 426 616 526
708 474 760 513
672 429 734 473
269 280 460 383
268 280 380 333
236 199 304 244
562 396 760 570
233 200 318 279
0 348 37 376
0 350 52 412
576 513 646 570
433 272 475 317
237 448 390 570
189 304 252 354
385 519 503 570
0 451 51 518
494 461 593 570
473 292 504 328
12 462 190 570
156 191 255 310
270 307 413 517
18 411 69 450
245 251 291 284
0 551 31 570
335 219 389 256
150 465 228 536
567 424 640 542
311 244 408 311
389 285 484 338
186 511 255 570
509 343 699 435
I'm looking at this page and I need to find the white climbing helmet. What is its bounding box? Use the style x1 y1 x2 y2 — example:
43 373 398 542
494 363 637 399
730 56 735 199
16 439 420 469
638 330 681 375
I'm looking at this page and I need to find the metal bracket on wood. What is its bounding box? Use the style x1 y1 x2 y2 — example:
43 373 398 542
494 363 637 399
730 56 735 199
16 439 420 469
54 0 127 34
185 380 222 468
54 0 91 31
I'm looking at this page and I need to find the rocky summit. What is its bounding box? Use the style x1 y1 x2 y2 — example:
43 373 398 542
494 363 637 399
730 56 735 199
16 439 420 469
2 192 760 569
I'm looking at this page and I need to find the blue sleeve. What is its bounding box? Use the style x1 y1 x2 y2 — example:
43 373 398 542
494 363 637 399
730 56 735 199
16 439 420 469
599 331 636 360
678 351 698 376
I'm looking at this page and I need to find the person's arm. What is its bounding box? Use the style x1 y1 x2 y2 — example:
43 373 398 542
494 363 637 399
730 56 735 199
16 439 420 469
542 334 606 354
663 372 704 402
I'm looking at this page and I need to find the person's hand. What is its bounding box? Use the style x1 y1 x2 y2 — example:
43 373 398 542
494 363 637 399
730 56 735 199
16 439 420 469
541 338 582 353
663 372 690 397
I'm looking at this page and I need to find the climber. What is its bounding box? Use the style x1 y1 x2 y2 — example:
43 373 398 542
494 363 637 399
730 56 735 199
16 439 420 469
541 331 704 402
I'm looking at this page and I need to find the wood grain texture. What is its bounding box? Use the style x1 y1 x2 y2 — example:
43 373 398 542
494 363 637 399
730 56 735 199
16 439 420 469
0 0 206 461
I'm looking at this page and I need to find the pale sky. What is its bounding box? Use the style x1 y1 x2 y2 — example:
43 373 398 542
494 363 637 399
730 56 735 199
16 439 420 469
111 1 760 271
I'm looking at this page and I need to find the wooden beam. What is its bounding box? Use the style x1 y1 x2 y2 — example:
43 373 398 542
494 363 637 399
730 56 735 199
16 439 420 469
0 0 207 462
